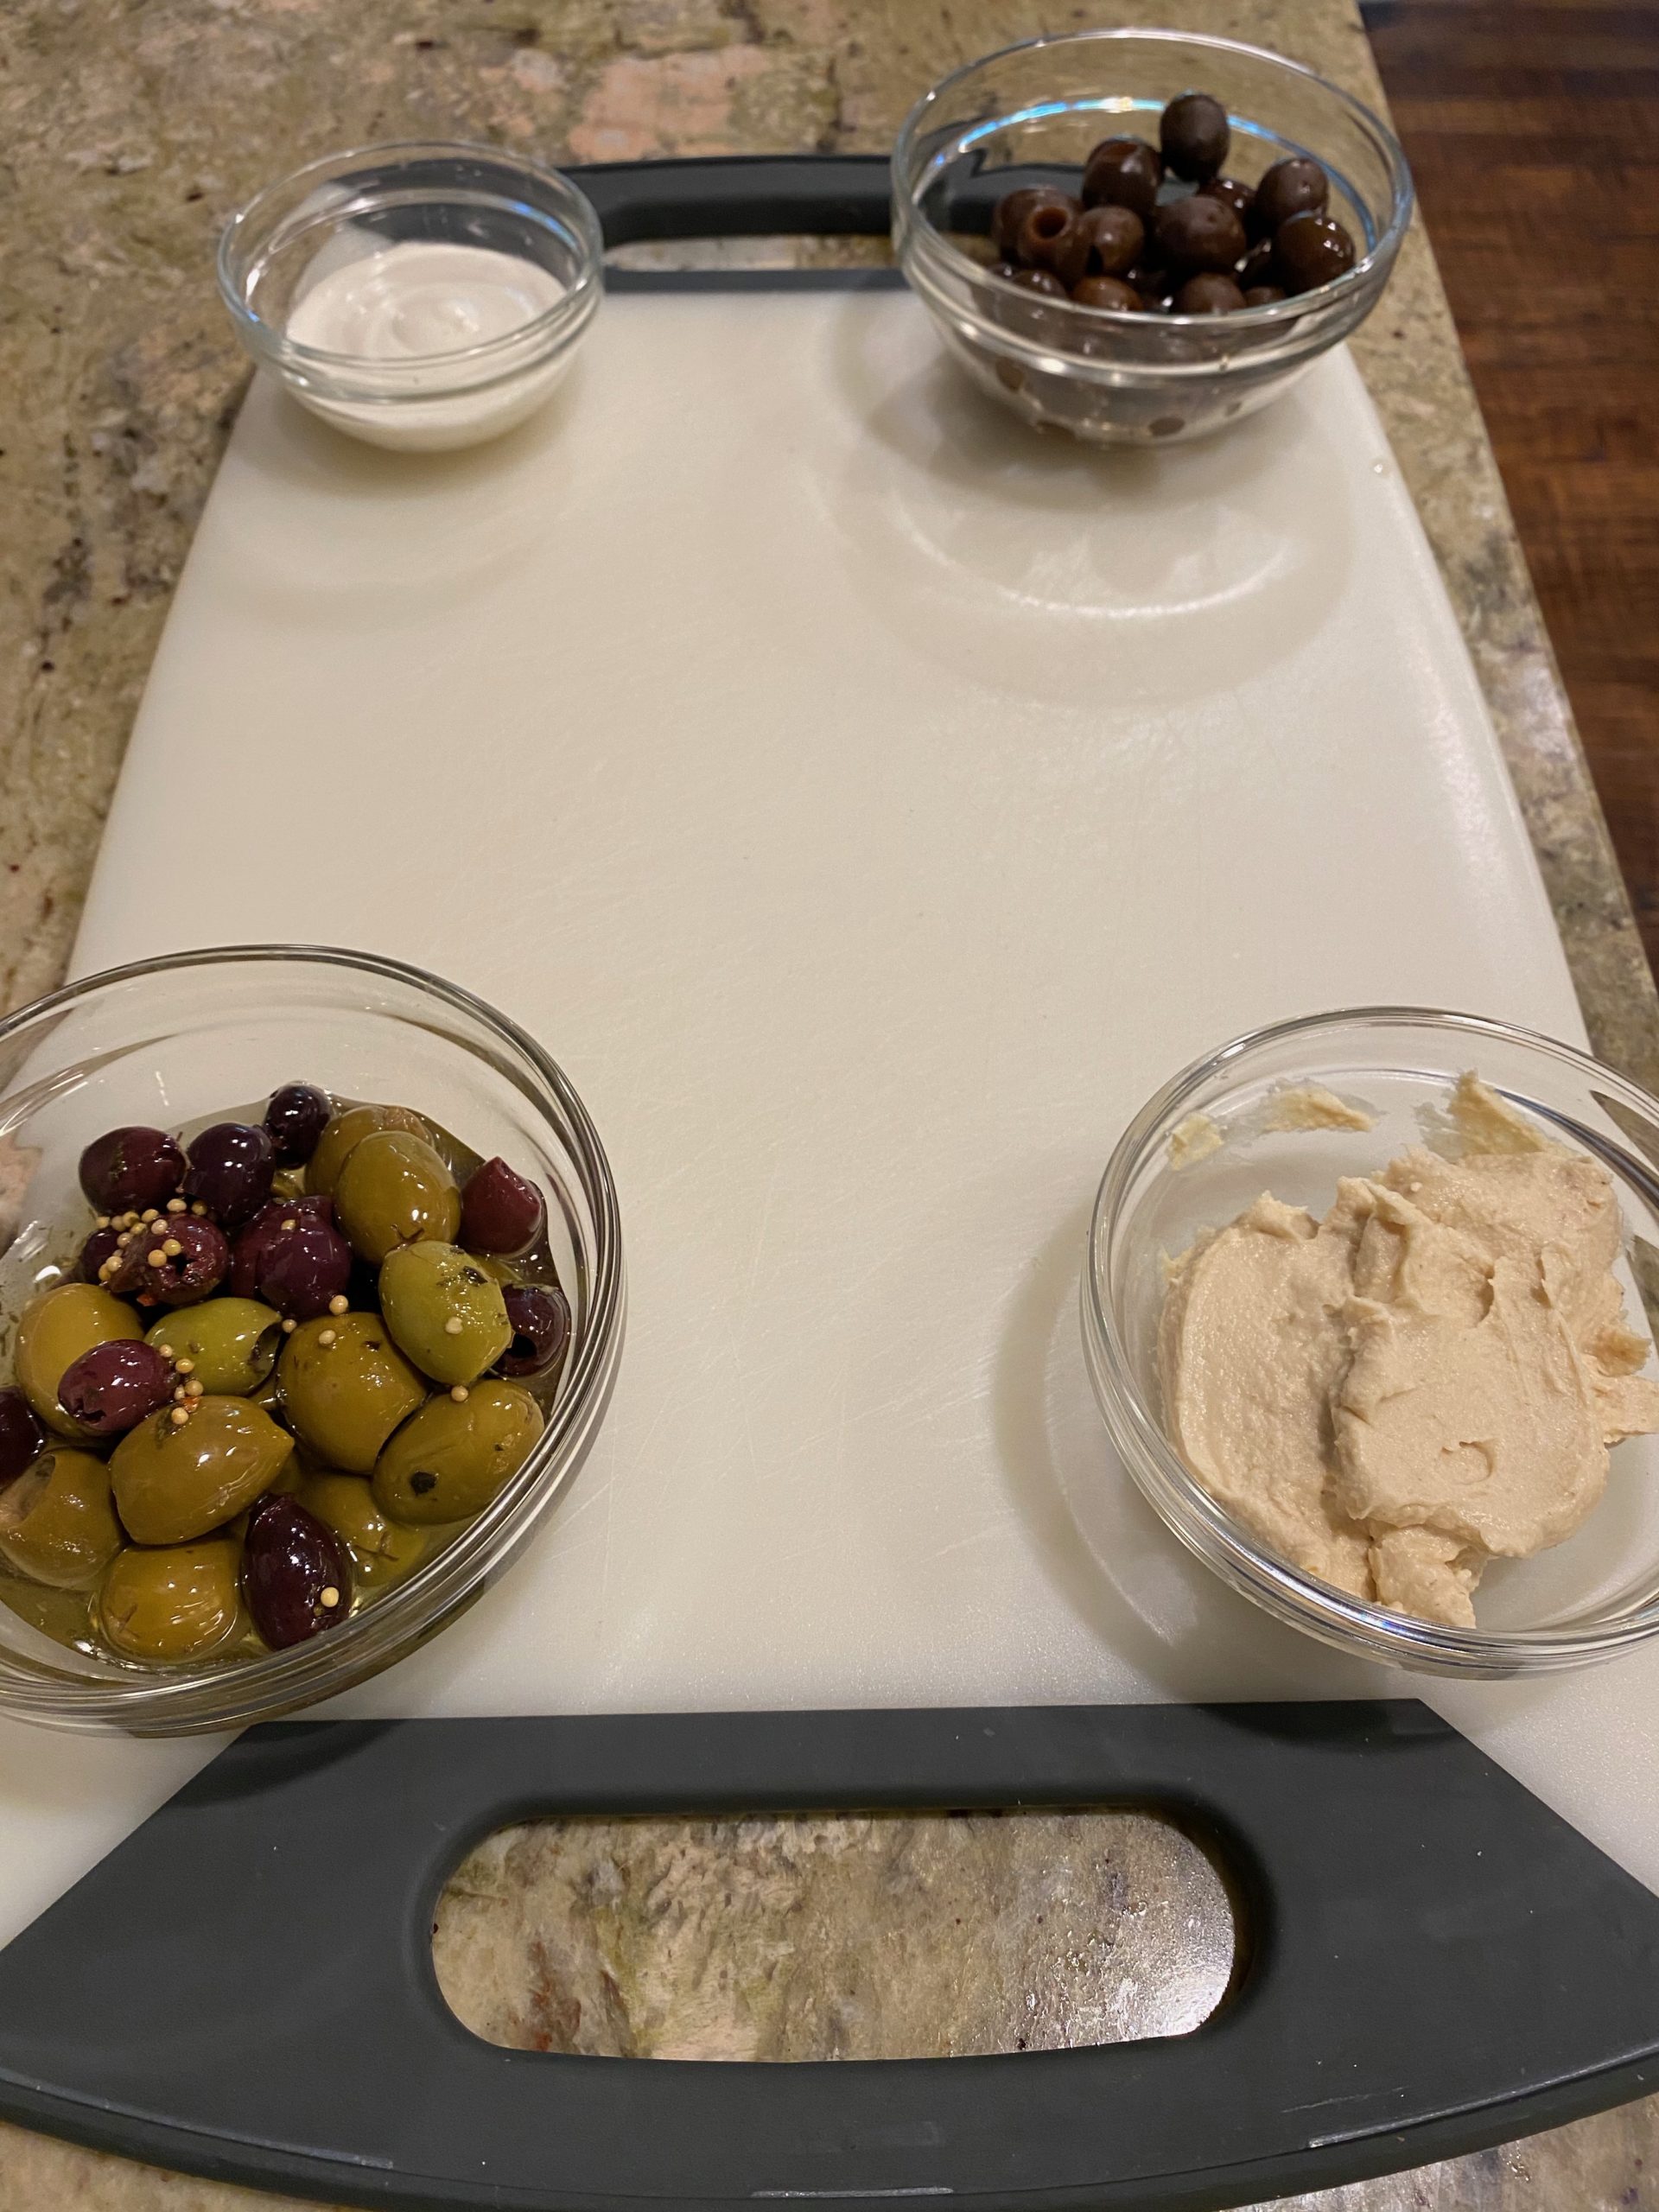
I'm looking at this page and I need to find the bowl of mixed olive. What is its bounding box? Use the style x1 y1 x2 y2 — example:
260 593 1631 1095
893 28 1412 442
0 947 622 1732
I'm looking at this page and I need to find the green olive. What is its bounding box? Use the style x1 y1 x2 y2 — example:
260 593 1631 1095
378 1243 512 1387
306 1103 432 1199
111 1396 295 1545
277 1313 427 1473
15 1283 143 1436
334 1130 461 1264
145 1299 283 1395
373 1382 543 1524
300 1473 428 1580
0 1450 124 1587
98 1541 241 1662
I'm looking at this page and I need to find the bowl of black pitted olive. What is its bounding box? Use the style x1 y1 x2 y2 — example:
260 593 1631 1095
0 946 622 1733
893 28 1412 442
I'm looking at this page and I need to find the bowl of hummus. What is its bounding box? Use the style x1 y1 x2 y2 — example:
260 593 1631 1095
1083 1008 1659 1675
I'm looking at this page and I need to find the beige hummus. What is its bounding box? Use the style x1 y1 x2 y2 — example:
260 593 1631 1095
1158 1075 1659 1626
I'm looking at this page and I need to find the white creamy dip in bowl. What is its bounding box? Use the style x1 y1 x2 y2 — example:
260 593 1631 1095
1084 1008 1659 1677
218 143 603 451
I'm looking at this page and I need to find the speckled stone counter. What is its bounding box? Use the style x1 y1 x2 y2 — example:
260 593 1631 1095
3 3 1658 2209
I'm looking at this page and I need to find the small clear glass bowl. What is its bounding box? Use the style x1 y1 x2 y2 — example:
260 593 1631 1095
1083 1008 1659 1676
217 141 604 452
0 947 624 1734
893 29 1413 444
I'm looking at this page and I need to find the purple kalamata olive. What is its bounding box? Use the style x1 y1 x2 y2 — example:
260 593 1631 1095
241 1495 352 1649
264 1084 332 1167
78 1126 184 1215
496 1283 571 1378
183 1122 276 1230
458 1157 546 1257
110 1217 230 1307
0 1389 47 1487
56 1340 175 1438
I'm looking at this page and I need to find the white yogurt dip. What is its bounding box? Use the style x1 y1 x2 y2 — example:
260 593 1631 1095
283 239 573 451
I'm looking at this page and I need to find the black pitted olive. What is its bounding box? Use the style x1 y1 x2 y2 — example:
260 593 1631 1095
1198 175 1255 229
1075 204 1144 279
1274 210 1357 294
1080 137 1161 220
1255 155 1329 232
1014 198 1090 285
1173 272 1246 314
242 1495 351 1648
1160 91 1229 182
1153 194 1247 275
990 185 1073 260
111 1395 294 1545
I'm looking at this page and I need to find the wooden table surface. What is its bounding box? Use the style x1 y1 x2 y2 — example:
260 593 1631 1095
1365 0 1659 971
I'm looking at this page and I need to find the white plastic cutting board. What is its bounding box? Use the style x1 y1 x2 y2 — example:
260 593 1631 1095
9 285 1659 1944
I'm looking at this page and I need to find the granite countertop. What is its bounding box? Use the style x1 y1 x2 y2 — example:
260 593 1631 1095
3 1 1658 2208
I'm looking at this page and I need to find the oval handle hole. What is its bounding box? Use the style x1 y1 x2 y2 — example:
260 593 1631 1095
435 1807 1236 2059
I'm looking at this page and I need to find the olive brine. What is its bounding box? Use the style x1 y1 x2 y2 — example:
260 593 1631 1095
985 90 1358 317
0 1089 571 1667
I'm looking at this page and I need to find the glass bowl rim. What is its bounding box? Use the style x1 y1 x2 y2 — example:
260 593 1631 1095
215 137 605 378
1083 1003 1659 1669
0 941 625 1729
892 25 1415 333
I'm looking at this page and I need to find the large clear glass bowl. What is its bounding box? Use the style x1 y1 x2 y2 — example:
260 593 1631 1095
893 29 1413 443
1083 1008 1659 1675
0 946 624 1733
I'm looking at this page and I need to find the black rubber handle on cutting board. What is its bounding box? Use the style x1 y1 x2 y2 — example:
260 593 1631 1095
2 1704 1658 2212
